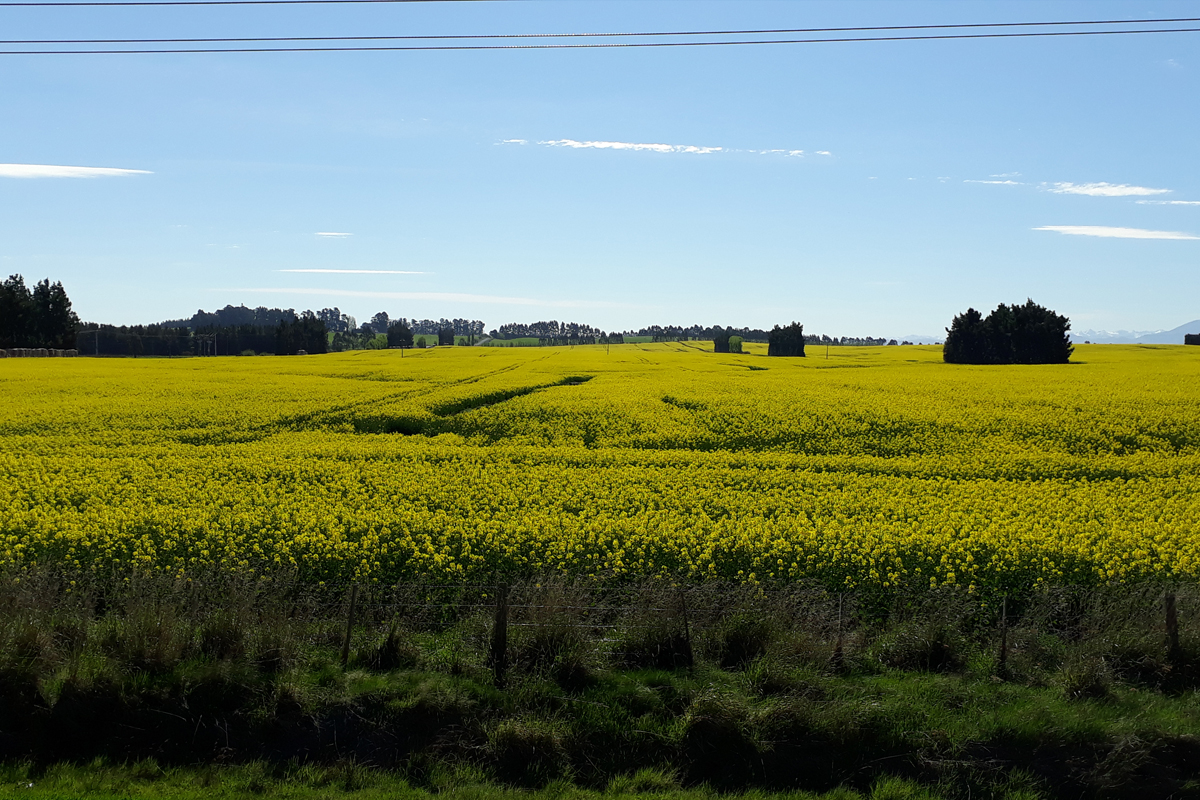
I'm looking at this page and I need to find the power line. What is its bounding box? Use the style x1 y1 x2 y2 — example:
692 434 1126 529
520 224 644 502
3 26 1200 53
2 0 503 4
6 17 1200 44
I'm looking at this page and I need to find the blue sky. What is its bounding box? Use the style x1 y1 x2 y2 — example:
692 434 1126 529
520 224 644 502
1 0 1198 337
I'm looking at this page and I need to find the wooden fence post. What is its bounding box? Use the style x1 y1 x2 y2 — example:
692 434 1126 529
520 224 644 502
678 587 694 670
997 596 1009 679
1166 591 1180 661
831 593 845 670
490 584 509 688
341 583 359 668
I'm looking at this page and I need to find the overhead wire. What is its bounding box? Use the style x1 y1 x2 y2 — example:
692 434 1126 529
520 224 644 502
5 17 1200 44
2 0 506 5
2 25 1199 53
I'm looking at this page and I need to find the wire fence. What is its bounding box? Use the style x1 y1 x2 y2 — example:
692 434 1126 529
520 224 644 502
4 572 1195 687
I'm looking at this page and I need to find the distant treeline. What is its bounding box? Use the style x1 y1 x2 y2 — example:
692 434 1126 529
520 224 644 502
18 280 1075 364
627 324 771 342
402 317 485 337
492 321 605 340
489 321 633 347
807 334 902 346
625 326 905 346
78 300 908 355
159 305 299 330
488 323 771 343
160 306 485 338
0 275 80 349
78 317 328 357
152 306 490 354
489 322 904 346
80 304 491 356
490 333 625 347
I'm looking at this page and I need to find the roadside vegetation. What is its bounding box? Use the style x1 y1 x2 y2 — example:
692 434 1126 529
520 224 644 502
2 575 1198 798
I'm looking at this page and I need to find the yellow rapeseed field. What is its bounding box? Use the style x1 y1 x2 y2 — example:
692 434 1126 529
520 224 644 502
2 343 1198 589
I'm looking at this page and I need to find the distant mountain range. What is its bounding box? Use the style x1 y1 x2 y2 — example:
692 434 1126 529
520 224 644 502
891 320 1200 346
1072 320 1200 344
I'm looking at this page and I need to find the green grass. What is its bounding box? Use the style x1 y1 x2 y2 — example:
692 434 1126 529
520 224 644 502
0 761 1014 800
3 578 1200 798
3 647 1198 797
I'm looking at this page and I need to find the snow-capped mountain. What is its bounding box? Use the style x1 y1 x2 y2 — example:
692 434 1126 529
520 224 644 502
1073 320 1200 344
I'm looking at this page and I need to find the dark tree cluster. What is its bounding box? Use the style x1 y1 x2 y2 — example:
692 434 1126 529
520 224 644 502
526 333 602 346
712 327 743 354
630 324 773 343
75 324 192 357
168 310 486 341
489 320 622 346
404 318 484 336
0 275 80 349
1186 333 1200 346
767 322 806 357
159 304 298 330
313 308 356 334
331 325 388 352
275 315 329 355
381 321 477 348
943 300 1072 364
632 324 695 342
492 321 604 340
196 324 277 355
155 307 488 353
387 321 414 348
76 317 328 357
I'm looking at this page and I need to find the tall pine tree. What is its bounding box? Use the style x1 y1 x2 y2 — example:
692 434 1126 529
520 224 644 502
0 275 79 349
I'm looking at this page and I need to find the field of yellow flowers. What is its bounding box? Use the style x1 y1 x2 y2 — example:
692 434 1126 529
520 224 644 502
2 342 1198 590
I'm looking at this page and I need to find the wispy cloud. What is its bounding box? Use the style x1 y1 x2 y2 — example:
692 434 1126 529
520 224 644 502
990 172 1021 178
502 139 831 158
1047 182 1171 197
540 139 723 154
1136 199 1200 206
0 163 152 179
233 287 630 308
277 269 427 274
315 232 352 237
1034 225 1199 240
966 179 1024 185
